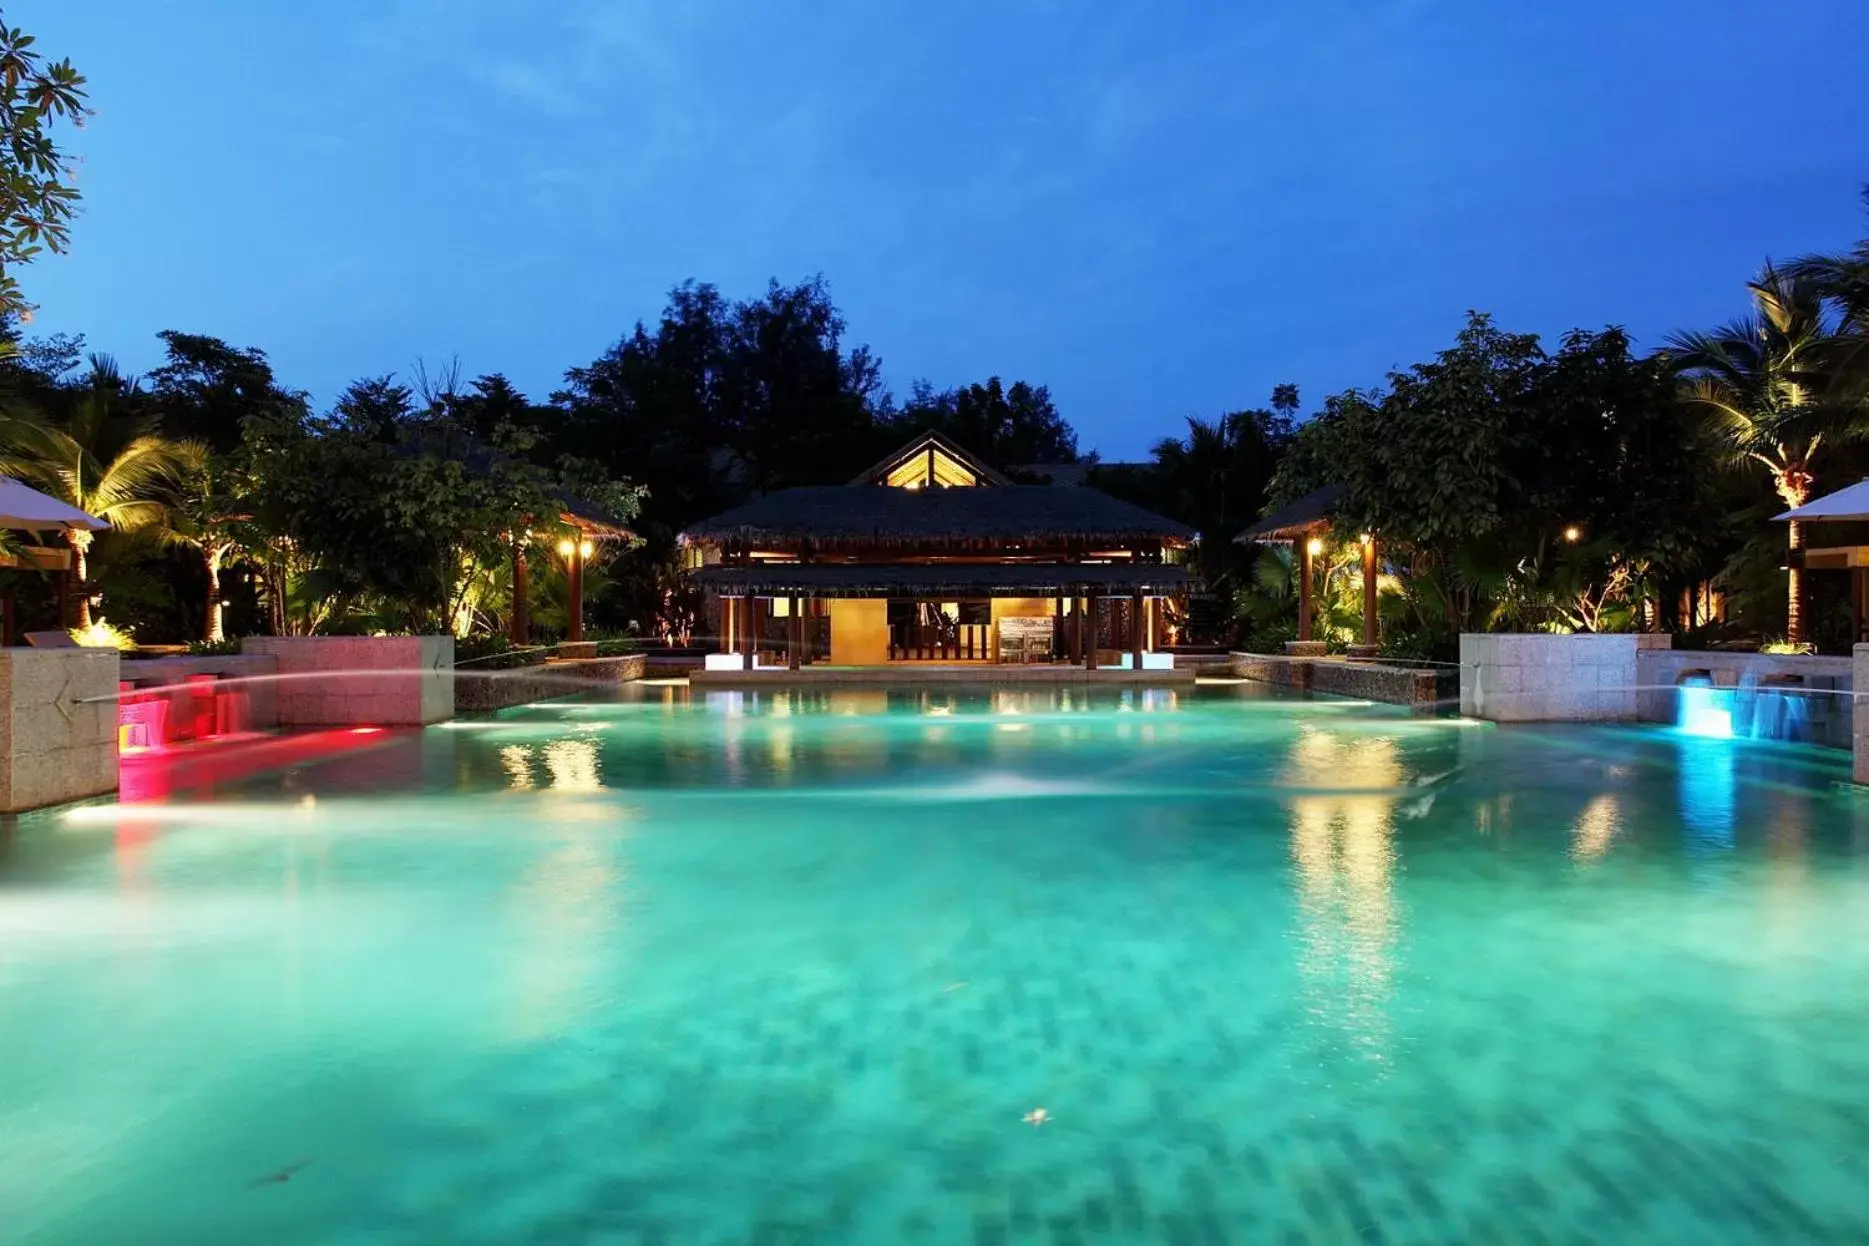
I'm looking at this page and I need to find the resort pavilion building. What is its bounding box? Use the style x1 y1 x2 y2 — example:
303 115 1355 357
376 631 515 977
678 431 1194 669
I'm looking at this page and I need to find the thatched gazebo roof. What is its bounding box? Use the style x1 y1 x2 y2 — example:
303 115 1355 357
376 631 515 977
679 485 1194 551
1236 484 1345 543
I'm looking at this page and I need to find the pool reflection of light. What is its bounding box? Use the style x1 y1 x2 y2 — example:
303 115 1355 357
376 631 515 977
1678 738 1736 852
1571 793 1621 862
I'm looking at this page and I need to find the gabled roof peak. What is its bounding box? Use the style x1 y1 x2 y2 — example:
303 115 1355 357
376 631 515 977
850 429 1011 488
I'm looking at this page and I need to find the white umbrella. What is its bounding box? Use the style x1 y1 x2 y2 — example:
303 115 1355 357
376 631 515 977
0 476 110 533
1774 479 1869 522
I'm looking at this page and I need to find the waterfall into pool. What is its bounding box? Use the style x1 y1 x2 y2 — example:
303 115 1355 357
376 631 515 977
1676 671 1815 742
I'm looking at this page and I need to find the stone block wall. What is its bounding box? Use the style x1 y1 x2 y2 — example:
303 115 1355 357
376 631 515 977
0 648 120 812
455 653 647 714
1230 652 1454 711
241 636 454 726
1459 633 1638 722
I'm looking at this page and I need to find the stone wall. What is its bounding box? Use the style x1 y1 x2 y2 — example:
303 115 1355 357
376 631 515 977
1229 652 1454 712
1459 634 1639 722
0 648 119 812
119 654 281 729
455 653 646 714
240 636 454 726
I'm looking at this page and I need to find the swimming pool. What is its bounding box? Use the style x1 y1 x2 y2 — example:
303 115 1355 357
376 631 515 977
3 683 1865 1243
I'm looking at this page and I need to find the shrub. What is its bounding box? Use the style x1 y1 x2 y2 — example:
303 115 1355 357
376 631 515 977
454 633 548 670
71 618 135 650
186 637 243 657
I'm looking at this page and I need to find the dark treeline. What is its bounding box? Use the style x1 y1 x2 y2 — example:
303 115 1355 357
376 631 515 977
2 195 1865 656
0 277 1082 648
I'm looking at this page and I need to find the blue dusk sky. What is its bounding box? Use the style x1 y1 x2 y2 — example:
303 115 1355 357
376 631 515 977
24 1 1869 458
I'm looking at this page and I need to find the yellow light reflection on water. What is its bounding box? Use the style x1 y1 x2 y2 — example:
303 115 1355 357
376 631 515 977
500 745 534 791
543 739 602 791
1571 793 1620 862
1284 725 1402 1065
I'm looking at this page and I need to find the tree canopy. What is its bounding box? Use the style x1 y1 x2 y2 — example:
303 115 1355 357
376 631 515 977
0 17 87 319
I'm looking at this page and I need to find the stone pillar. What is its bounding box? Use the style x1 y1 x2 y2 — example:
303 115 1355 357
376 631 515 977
0 648 120 812
1854 644 1869 785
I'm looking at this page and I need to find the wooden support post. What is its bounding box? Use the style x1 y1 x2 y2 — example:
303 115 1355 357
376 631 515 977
1130 589 1144 668
1084 592 1100 670
1362 536 1378 649
510 534 530 646
567 548 585 643
788 596 802 670
1855 570 1864 645
1298 539 1315 643
746 597 761 664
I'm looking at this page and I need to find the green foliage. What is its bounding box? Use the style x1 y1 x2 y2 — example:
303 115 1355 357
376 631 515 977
453 633 546 670
186 636 242 657
883 376 1076 465
0 19 88 318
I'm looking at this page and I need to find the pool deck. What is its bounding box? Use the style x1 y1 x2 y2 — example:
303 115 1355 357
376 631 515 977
688 663 1196 688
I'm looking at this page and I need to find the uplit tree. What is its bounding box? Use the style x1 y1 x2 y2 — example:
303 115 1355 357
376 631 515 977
1669 266 1848 644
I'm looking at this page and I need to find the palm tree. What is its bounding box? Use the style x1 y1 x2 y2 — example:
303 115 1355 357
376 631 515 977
0 357 189 627
1785 188 1869 408
1668 265 1850 643
166 442 250 641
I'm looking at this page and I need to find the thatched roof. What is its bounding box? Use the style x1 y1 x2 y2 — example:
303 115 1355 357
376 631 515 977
1236 484 1344 542
694 562 1188 598
680 485 1194 549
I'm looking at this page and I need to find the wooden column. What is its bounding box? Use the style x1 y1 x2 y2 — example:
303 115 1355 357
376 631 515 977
1361 536 1378 649
721 596 736 654
1130 589 1145 668
788 596 802 670
1298 539 1315 643
509 534 530 645
1084 592 1100 670
745 597 761 664
567 547 585 643
1854 570 1864 645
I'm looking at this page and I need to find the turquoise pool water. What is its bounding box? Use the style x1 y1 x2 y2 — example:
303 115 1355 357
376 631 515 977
3 682 1868 1244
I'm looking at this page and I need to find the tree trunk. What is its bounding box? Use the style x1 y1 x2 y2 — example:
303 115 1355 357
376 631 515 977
203 548 224 643
69 535 91 629
1787 517 1805 646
